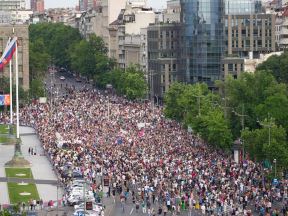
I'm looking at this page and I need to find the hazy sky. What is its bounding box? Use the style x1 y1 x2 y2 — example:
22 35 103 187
26 0 167 9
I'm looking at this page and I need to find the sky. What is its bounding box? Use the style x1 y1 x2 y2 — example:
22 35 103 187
26 0 167 9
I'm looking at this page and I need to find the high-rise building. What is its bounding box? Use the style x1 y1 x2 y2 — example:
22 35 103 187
79 0 96 11
222 0 275 78
0 0 26 11
79 0 88 11
30 0 44 13
79 0 127 46
180 0 276 85
147 23 184 98
180 0 224 85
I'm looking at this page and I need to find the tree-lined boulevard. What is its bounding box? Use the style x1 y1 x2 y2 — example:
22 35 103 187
0 23 287 215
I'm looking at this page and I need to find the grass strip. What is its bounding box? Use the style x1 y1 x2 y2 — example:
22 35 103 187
5 168 34 179
6 168 40 204
0 124 15 134
7 182 40 204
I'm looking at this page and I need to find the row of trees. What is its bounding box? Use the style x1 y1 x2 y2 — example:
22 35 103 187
29 23 147 100
164 69 288 171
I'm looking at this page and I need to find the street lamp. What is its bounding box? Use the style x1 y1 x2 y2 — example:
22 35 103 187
257 114 273 148
106 84 113 120
232 104 248 159
56 180 59 216
191 84 205 116
273 159 277 178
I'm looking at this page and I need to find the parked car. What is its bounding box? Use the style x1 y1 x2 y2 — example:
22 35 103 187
67 191 95 206
60 76 65 81
73 209 100 216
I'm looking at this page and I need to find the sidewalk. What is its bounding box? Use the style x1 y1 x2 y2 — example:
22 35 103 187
0 126 63 204
0 141 14 204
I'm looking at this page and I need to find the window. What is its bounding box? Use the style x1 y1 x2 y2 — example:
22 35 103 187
228 64 233 72
173 64 176 70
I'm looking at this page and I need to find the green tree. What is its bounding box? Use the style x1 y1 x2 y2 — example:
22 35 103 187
69 35 114 79
164 82 187 121
164 82 232 149
95 65 147 100
256 52 288 84
217 71 288 137
29 23 81 69
241 122 288 170
193 109 233 149
29 79 45 99
29 38 50 81
121 67 147 99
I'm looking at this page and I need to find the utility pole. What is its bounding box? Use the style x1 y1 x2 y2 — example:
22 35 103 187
258 113 273 147
56 180 59 216
233 104 248 159
192 84 204 116
83 179 86 216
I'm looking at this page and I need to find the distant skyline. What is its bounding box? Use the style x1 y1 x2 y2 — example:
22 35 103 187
25 0 167 9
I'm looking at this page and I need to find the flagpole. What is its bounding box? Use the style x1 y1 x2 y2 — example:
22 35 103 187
9 54 13 126
15 38 19 139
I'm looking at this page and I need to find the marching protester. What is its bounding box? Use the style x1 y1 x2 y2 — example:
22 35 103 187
6 88 286 215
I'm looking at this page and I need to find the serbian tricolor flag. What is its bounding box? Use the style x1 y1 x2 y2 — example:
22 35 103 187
0 37 17 70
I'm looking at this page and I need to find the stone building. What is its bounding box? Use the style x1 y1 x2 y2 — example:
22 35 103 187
147 22 184 98
108 1 155 69
0 24 29 90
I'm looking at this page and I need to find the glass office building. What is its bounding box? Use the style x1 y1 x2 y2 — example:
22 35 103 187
180 0 263 84
224 0 262 15
181 0 224 84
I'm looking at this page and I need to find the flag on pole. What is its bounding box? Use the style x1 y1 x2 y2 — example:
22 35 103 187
0 37 17 70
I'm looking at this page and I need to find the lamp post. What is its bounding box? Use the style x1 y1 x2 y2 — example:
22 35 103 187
273 159 277 178
83 179 86 216
106 84 113 120
232 104 248 159
191 84 204 116
56 180 59 216
258 114 273 148
233 139 242 164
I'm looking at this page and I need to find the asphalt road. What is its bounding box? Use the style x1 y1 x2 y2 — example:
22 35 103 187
44 69 93 100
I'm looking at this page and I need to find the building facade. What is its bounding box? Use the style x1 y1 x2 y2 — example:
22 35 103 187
30 0 44 13
0 0 25 11
108 1 155 69
179 0 276 84
164 0 181 23
222 0 275 78
223 13 276 77
180 0 224 85
0 24 29 90
79 0 127 47
276 8 288 49
147 23 184 98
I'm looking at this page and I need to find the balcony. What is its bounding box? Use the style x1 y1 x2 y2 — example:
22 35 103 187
280 38 288 44
280 28 288 35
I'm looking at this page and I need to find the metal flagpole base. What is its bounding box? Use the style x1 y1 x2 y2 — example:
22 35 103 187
5 139 30 168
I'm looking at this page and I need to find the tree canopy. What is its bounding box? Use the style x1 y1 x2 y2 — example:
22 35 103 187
29 23 147 100
164 82 233 149
164 70 288 169
96 65 148 100
256 52 288 84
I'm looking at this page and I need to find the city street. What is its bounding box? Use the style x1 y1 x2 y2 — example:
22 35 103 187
45 68 93 100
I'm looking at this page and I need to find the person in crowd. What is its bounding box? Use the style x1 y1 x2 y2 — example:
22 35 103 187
0 88 286 216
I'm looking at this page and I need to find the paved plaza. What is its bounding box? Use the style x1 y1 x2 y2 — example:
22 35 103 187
0 126 63 205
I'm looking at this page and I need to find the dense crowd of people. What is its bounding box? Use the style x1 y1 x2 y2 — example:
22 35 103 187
1 88 287 215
